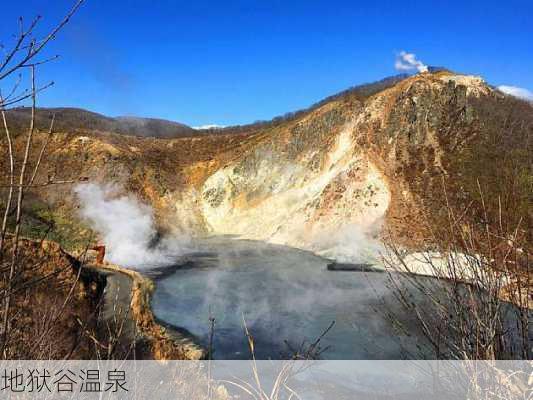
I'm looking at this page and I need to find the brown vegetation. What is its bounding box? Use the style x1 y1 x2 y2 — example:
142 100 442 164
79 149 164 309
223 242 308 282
0 237 103 358
383 191 531 360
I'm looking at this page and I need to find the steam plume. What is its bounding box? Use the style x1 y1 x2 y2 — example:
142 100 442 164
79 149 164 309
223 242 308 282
74 183 189 268
395 51 428 73
311 223 384 264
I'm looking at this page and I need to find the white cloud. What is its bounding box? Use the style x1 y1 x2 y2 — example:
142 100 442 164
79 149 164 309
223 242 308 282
193 124 225 130
497 85 533 101
395 51 428 73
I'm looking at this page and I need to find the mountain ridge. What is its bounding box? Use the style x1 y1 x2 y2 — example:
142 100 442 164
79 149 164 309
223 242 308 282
2 70 531 259
5 72 417 138
5 107 197 138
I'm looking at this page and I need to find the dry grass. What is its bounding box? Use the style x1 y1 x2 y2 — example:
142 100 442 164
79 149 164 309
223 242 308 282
382 183 531 360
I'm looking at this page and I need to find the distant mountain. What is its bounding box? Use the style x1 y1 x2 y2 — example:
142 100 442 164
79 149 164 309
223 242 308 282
5 107 196 138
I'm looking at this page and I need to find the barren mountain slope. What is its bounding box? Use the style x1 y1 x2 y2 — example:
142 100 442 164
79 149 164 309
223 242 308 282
3 71 531 257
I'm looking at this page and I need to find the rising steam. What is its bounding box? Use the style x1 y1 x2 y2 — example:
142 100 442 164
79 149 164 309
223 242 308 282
310 222 384 265
395 51 428 73
74 183 189 268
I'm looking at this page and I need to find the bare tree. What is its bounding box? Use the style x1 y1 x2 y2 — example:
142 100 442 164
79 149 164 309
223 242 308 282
0 0 84 358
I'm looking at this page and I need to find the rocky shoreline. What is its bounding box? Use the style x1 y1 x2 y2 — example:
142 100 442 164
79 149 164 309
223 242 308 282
10 236 205 360
92 261 206 360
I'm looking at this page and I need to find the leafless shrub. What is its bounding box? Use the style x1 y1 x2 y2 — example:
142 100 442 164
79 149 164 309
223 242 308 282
216 315 305 400
283 321 335 360
382 183 530 360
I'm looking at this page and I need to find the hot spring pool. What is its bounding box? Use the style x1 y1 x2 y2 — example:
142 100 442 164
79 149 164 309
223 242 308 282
149 238 436 359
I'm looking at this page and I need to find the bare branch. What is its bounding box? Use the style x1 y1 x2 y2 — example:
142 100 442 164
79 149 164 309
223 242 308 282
29 113 55 185
1 65 37 356
0 0 84 82
0 80 54 108
0 93 15 256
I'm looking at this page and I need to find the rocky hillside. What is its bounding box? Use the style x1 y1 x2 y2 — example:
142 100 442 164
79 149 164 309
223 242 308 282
2 70 531 260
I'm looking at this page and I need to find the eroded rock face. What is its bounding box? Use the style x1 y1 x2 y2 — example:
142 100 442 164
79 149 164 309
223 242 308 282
21 71 506 254
199 119 390 252
168 72 494 254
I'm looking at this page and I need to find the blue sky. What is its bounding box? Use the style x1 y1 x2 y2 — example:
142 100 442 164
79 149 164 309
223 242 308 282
1 0 532 126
